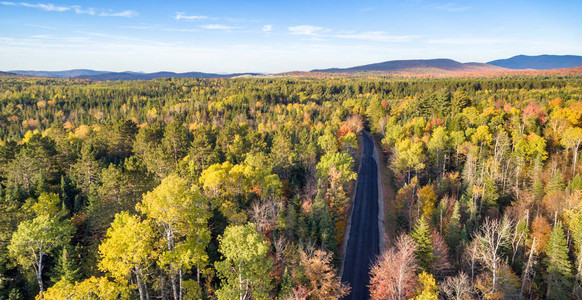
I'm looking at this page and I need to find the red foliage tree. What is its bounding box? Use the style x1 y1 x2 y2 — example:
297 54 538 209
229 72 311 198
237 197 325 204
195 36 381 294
369 234 418 300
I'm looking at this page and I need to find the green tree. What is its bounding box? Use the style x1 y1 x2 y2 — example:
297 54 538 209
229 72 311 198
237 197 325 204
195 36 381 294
71 143 102 195
544 222 574 300
162 120 191 165
394 139 426 183
427 126 450 175
215 223 273 300
411 217 435 273
445 202 462 254
50 245 80 285
8 215 75 298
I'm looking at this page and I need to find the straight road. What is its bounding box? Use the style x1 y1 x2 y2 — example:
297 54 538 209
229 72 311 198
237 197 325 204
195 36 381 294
341 131 380 299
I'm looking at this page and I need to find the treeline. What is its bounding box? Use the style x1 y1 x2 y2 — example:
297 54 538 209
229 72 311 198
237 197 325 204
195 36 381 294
0 75 581 299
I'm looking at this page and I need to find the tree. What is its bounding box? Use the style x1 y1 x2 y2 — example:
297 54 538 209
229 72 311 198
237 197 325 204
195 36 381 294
544 222 574 299
431 230 451 277
98 212 157 300
411 217 435 273
473 217 512 295
369 234 418 300
71 143 102 195
531 215 552 253
187 126 218 177
50 245 80 285
565 202 582 295
427 126 450 175
215 223 273 300
137 174 210 300
445 202 462 253
393 139 426 183
561 127 582 175
417 185 437 222
162 120 191 165
42 276 130 300
298 249 350 299
441 272 473 300
413 271 438 300
8 215 74 299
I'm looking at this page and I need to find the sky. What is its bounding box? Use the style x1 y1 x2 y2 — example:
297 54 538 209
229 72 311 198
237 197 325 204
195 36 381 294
1 0 581 73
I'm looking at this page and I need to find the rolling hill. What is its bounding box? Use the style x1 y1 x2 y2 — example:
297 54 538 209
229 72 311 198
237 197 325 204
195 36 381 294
8 69 110 78
311 59 507 74
0 71 18 76
488 55 582 70
74 71 262 81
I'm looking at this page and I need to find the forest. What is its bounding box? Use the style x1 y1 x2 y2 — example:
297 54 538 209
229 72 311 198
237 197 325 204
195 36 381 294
0 74 581 299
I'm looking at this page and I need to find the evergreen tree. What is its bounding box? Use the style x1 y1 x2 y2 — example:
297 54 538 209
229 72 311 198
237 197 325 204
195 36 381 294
411 216 435 273
549 171 565 192
50 245 80 284
568 174 582 192
545 222 574 300
445 202 462 254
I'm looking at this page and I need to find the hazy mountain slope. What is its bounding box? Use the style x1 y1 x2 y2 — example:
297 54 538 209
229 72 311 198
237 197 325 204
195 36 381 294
488 55 582 70
311 59 507 73
8 69 110 78
74 71 262 81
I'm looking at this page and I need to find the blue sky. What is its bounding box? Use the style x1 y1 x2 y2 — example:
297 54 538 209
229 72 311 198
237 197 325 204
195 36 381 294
1 0 581 73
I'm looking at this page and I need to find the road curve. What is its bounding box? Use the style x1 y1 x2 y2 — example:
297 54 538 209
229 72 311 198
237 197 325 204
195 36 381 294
341 131 380 299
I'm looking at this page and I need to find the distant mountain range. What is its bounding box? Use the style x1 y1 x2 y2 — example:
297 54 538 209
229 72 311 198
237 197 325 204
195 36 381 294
488 55 582 70
8 69 110 78
311 58 507 74
7 69 261 81
73 71 261 81
5 55 582 80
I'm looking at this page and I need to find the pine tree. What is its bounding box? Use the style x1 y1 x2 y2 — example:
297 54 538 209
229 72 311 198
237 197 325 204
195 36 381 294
549 171 565 192
446 202 462 252
51 245 80 284
568 174 582 192
278 268 292 299
411 216 435 272
545 222 574 300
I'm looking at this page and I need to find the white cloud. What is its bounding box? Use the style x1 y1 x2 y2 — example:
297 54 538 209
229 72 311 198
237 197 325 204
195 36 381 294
100 10 138 18
175 12 212 21
424 3 470 12
288 25 325 36
262 25 272 32
71 6 96 15
0 2 137 17
335 31 420 42
199 24 241 30
288 26 418 43
20 2 70 12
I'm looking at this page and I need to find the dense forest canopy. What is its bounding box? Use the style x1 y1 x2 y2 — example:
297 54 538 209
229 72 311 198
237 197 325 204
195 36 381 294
0 75 581 299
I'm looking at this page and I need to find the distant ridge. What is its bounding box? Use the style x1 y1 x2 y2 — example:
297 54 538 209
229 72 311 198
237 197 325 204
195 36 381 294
75 71 262 81
9 69 110 78
311 59 507 74
488 55 582 70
